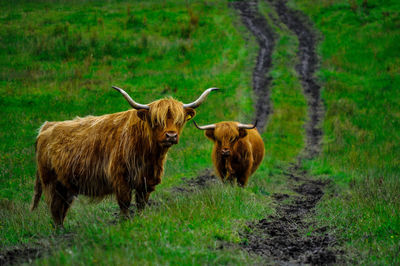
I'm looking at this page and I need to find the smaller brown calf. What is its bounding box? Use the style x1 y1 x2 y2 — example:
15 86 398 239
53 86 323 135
194 121 264 186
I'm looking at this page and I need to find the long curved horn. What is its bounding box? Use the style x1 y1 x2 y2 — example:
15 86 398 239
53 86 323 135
112 86 150 110
183 88 219 109
193 120 216 130
237 120 258 130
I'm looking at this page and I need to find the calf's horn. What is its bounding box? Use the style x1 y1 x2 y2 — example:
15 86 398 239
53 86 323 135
193 120 216 130
112 86 150 110
183 87 219 109
237 120 258 130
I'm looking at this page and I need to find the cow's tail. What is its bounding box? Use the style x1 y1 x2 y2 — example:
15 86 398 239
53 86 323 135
31 136 42 211
30 170 42 211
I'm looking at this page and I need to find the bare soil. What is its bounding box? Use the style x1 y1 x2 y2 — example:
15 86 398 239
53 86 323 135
240 165 337 264
0 233 74 266
171 169 219 193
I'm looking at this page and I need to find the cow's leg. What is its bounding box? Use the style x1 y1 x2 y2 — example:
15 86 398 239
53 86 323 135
237 175 249 187
50 181 75 228
227 175 237 185
135 186 155 211
236 168 252 187
115 182 132 218
215 157 228 182
216 167 227 182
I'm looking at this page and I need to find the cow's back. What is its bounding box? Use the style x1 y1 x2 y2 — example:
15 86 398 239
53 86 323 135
35 113 133 196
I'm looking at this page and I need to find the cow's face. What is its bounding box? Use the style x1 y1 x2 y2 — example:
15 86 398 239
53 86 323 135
137 99 195 148
205 122 247 157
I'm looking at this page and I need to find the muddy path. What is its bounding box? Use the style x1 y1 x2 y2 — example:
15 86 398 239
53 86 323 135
240 166 336 264
272 0 323 159
233 0 337 264
231 0 275 133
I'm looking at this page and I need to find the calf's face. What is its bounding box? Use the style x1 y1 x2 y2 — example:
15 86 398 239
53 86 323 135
205 123 247 157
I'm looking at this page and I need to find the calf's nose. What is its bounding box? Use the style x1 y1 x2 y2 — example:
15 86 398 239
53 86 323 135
221 148 231 157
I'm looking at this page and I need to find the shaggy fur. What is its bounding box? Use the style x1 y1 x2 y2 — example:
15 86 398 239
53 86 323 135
203 122 264 187
31 97 195 227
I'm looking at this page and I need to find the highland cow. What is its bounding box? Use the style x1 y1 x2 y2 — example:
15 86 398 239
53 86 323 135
194 120 264 187
31 86 218 227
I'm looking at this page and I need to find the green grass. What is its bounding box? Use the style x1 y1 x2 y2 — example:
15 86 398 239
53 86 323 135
1 0 399 264
292 0 400 263
39 185 272 265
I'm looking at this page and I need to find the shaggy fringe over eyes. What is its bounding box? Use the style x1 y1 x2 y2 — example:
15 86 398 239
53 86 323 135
215 123 240 141
148 97 186 127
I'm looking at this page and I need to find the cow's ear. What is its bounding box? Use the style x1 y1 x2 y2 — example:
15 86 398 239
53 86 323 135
136 109 149 122
238 128 248 139
184 108 196 121
205 129 215 140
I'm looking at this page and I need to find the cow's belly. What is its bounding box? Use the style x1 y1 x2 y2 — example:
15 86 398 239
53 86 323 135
60 174 114 197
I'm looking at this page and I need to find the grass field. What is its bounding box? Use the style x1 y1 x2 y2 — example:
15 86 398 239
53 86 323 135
0 0 399 264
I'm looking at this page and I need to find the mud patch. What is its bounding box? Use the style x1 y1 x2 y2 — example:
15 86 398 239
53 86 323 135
171 169 219 193
231 0 275 132
0 233 74 266
240 165 336 264
0 245 44 266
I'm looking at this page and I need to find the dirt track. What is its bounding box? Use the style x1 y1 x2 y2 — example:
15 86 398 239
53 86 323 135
272 0 323 159
231 0 275 132
231 0 337 264
240 166 336 264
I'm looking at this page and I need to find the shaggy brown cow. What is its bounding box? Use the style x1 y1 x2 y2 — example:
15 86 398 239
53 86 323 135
194 120 264 187
31 86 218 227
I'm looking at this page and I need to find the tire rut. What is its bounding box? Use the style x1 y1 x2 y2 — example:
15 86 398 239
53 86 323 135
235 0 337 264
272 0 323 159
240 166 336 264
231 0 275 133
